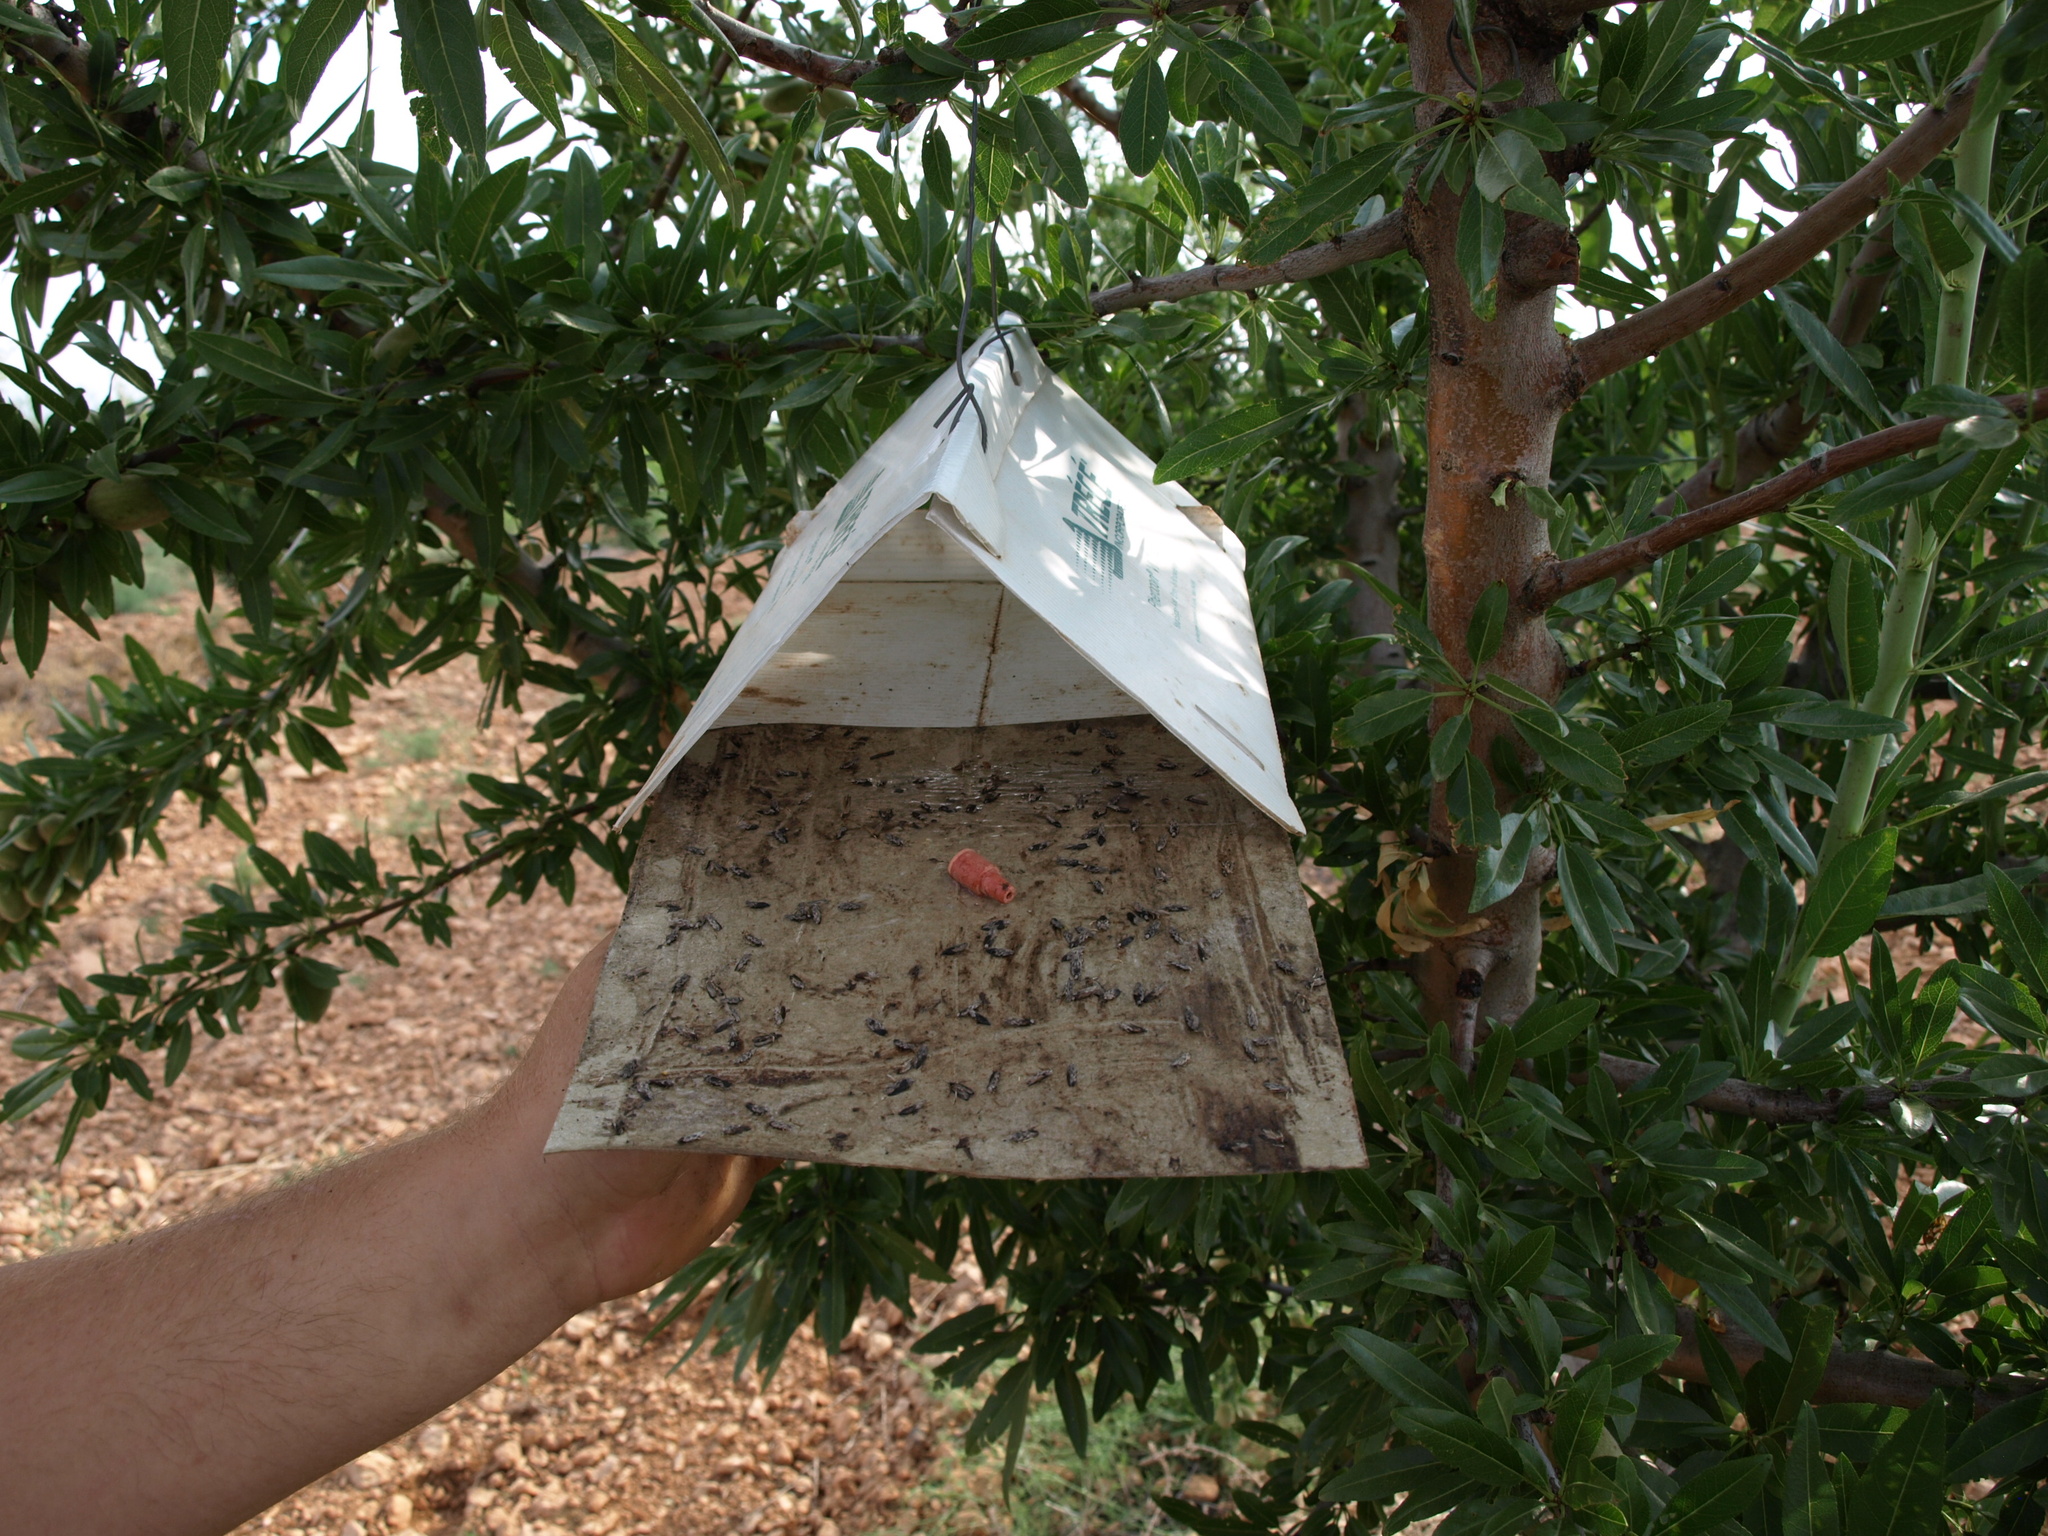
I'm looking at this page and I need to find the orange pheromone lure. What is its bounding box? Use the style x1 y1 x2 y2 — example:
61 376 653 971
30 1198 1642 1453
948 849 1015 904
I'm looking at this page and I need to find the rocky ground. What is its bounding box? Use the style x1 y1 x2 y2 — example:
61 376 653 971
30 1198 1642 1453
0 595 1024 1536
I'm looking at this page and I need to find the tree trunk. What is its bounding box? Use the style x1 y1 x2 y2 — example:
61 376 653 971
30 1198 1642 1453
1405 0 1580 1040
1336 399 1409 670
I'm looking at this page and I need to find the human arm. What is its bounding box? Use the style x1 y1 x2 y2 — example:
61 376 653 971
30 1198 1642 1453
0 937 774 1536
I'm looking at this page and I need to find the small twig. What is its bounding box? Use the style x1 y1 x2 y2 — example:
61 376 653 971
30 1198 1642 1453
1524 387 2048 610
1594 1051 2044 1125
1058 78 1120 133
1091 211 1408 316
1573 51 1987 387
644 0 759 222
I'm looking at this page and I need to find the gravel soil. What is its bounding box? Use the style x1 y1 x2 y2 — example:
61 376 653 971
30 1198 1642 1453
0 600 997 1536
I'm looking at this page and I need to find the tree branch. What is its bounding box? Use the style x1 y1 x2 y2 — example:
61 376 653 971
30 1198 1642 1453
687 0 874 87
1090 210 1408 316
1657 214 1899 516
1570 66 1983 389
1059 78 1120 133
4 0 210 171
1651 1306 2040 1417
621 3 1405 320
1522 388 2048 610
1595 1051 2043 1125
423 499 635 680
668 0 1231 94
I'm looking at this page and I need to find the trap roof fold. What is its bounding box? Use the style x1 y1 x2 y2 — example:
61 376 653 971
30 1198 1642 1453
617 321 1303 836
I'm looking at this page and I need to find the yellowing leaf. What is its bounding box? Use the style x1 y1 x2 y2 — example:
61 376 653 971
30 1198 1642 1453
1643 802 1735 831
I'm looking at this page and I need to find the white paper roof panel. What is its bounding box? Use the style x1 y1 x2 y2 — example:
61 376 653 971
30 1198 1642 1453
615 323 1301 834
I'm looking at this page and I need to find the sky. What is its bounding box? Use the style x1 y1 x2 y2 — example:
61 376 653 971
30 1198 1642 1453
0 7 1813 411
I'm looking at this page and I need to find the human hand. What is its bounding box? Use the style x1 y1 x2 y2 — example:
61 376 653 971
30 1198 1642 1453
475 936 778 1312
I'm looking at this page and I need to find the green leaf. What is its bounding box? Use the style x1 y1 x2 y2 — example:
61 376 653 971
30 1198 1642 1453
449 159 531 266
1610 702 1730 767
911 1303 999 1356
1902 769 2048 826
282 0 367 108
1986 864 2048 997
1844 1395 1948 1536
1333 1328 1471 1414
1470 811 1538 911
1494 1224 1555 1293
153 479 250 542
1512 997 1597 1057
952 0 1097 61
1787 511 1896 571
1946 190 2021 265
1151 1495 1264 1536
1473 127 1567 224
0 4 63 38
1341 689 1430 747
1977 607 2048 662
0 467 89 503
1430 711 1472 786
1457 190 1504 308
1466 582 1508 667
327 149 421 258
963 1357 1033 1453
1319 1446 1437 1504
1385 1261 1473 1298
1652 1456 1771 1535
1995 245 2048 386
160 0 238 138
1776 700 1907 740
595 13 743 208
1002 32 1119 99
1671 543 1760 612
392 0 489 158
1549 1361 1610 1491
145 166 211 204
1599 1331 1680 1384
1757 1298 1835 1428
255 256 409 290
1557 843 1628 974
1802 0 2002 63
1019 95 1089 207
1154 399 1316 483
490 2 566 135
1198 37 1303 142
1446 749 1500 849
188 333 342 401
1784 1406 1839 1536
1828 452 1975 526
0 162 97 220
1796 828 1898 958
1119 58 1169 176
1959 962 2048 1044
1511 706 1627 794
1948 1387 2048 1481
1238 143 1402 264
1391 1407 1539 1490
1776 290 1888 427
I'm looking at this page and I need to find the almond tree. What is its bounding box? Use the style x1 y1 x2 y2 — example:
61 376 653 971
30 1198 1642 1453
6 0 2048 1524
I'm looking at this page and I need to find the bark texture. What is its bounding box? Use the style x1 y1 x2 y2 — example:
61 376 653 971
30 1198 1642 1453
1336 401 1410 670
1405 0 1575 1032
